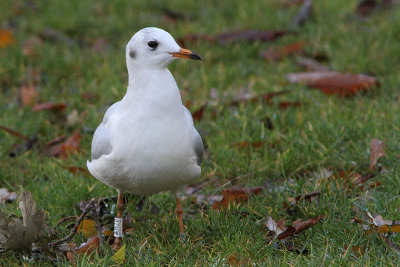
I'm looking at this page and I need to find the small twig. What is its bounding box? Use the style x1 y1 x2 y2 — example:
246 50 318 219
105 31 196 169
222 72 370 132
48 198 96 247
0 125 29 140
56 216 77 226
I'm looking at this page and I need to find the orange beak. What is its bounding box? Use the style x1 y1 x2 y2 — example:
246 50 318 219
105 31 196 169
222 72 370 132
169 48 201 60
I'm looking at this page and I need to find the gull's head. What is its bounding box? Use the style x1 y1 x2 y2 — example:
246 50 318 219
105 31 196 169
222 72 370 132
126 27 201 70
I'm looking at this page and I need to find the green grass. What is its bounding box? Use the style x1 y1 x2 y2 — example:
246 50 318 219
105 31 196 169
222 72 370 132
1 0 400 265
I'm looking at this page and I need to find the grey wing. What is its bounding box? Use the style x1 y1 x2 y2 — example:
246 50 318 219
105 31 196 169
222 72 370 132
184 105 204 166
91 101 120 161
91 124 112 160
193 129 204 166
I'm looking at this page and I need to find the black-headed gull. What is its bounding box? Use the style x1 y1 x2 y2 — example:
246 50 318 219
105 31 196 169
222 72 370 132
87 27 203 248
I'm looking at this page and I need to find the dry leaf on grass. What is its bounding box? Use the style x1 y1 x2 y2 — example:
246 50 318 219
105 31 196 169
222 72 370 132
277 216 323 240
0 29 15 48
287 71 379 96
62 166 90 176
20 84 38 106
277 101 304 109
0 189 50 253
81 91 100 102
191 103 207 122
226 253 251 266
266 215 323 254
47 129 81 158
67 236 100 263
343 245 365 257
266 216 286 237
369 138 386 170
77 219 97 239
261 42 304 62
353 212 400 234
287 191 320 205
213 187 263 210
32 102 67 112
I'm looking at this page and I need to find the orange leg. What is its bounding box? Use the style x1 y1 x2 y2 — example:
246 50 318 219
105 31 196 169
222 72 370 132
175 196 185 239
112 190 124 250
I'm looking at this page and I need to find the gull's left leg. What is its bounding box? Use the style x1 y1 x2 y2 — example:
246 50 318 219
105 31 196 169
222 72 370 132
112 189 124 250
174 194 185 239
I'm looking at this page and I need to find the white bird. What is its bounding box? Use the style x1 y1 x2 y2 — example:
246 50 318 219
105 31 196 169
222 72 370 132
87 27 203 248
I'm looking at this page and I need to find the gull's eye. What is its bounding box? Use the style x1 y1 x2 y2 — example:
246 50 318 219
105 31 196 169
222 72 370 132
147 40 158 50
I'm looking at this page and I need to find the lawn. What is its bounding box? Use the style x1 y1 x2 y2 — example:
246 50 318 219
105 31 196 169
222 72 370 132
1 0 400 265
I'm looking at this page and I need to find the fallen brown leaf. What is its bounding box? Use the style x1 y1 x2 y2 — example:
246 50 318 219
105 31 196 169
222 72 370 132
288 191 320 205
191 103 207 122
48 129 81 158
287 71 379 96
32 102 67 112
62 166 90 175
353 213 400 234
0 29 15 48
67 236 100 263
277 216 323 240
343 245 365 256
0 189 50 253
266 216 286 237
81 91 101 102
261 42 304 62
226 253 250 266
277 101 304 110
45 135 65 147
77 219 97 239
20 84 38 106
213 187 263 210
369 138 386 170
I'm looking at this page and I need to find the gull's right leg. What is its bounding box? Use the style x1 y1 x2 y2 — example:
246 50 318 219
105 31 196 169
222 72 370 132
112 189 124 250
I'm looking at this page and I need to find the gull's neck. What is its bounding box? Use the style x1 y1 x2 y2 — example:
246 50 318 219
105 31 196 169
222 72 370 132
122 67 183 113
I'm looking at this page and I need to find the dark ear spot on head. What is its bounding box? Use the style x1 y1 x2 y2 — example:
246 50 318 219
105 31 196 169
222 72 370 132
129 50 136 59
